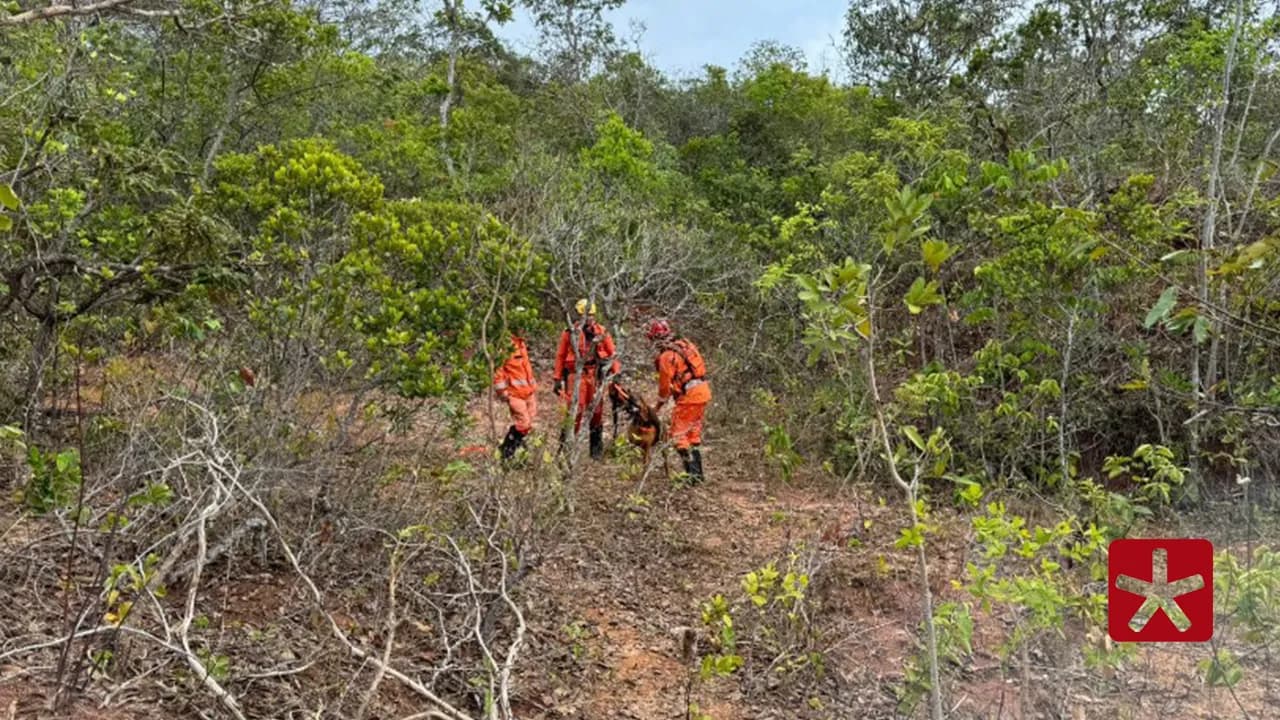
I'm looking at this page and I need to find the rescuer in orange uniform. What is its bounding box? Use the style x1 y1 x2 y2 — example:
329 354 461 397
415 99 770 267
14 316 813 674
495 311 538 461
647 319 710 484
554 299 620 460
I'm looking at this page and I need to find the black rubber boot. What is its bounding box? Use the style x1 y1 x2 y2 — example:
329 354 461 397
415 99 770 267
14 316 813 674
688 446 705 485
589 426 604 460
499 426 523 461
678 448 693 482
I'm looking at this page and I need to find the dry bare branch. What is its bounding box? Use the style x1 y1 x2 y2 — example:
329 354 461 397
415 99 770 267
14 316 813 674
226 463 477 720
0 0 175 26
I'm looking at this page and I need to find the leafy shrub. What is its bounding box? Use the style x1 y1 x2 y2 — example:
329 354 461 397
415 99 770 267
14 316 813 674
697 551 824 692
24 447 81 514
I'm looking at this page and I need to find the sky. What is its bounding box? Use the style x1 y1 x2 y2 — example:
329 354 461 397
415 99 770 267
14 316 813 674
492 0 851 80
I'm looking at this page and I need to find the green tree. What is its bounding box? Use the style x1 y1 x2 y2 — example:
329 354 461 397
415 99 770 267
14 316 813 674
210 139 544 399
844 0 1010 101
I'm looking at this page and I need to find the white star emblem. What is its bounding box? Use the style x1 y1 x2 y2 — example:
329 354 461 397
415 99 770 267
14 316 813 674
1115 547 1205 632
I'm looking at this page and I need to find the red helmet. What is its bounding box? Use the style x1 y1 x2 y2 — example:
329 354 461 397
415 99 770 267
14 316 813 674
645 319 672 341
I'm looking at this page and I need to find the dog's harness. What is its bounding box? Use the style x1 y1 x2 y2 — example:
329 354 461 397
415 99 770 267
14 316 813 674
611 384 640 412
610 384 652 422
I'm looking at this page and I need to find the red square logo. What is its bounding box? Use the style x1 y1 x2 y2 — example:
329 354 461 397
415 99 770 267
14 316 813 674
1109 538 1214 642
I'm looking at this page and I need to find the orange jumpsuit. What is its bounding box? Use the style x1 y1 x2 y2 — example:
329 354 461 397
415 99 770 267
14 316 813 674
494 336 537 434
655 339 711 450
554 320 620 431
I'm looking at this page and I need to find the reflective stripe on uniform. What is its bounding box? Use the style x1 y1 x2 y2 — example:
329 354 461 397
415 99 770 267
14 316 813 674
511 379 530 387
683 378 706 391
494 381 509 390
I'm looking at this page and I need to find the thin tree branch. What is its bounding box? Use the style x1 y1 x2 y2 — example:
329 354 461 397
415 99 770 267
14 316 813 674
0 0 162 25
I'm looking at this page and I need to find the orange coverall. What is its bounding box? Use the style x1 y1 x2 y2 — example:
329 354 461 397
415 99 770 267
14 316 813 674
655 339 711 450
554 320 620 431
494 336 537 434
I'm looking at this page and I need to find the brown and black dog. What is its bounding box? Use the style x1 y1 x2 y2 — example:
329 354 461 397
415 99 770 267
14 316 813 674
608 382 670 476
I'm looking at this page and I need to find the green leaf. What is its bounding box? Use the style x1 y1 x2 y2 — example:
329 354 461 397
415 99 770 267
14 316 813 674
55 450 75 474
958 481 983 507
0 215 11 232
1200 649 1243 688
954 606 973 653
902 426 926 451
1166 307 1198 334
0 184 18 211
895 524 926 549
1193 316 1211 345
1143 287 1178 329
903 277 943 314
921 239 956 273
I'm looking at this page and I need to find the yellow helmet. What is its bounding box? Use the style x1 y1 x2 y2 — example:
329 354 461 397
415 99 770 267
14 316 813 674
575 298 597 316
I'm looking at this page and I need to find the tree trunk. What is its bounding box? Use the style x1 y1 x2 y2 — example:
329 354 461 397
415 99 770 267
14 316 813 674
1191 0 1245 498
202 72 242 184
912 488 945 720
1058 307 1076 487
23 317 57 436
438 0 460 180
863 294 945 720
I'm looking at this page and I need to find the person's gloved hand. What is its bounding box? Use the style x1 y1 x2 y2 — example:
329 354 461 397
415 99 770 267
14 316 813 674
553 379 564 396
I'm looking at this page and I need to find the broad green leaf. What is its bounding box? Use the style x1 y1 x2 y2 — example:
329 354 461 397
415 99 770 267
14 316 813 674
855 317 872 340
1214 239 1277 276
0 215 11 232
903 277 943 314
902 426 926 451
1166 307 1198 333
0 184 18 211
55 450 77 474
921 239 956 273
1143 287 1178 329
795 275 819 295
837 291 865 313
835 259 863 286
1193 316 1211 345
955 606 974 652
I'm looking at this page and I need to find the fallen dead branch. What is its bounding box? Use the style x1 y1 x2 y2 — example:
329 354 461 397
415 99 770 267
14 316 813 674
229 462 477 720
